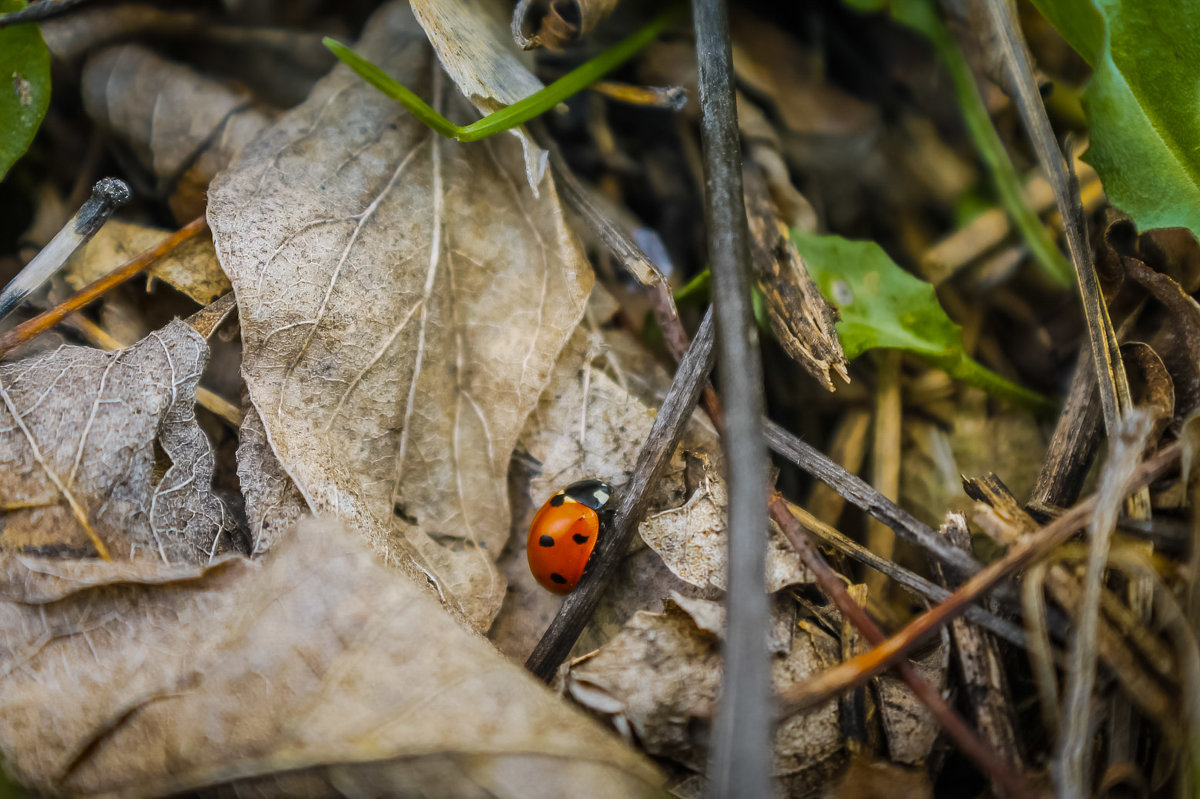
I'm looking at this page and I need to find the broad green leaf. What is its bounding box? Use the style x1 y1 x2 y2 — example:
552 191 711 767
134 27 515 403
1065 0 1200 238
792 231 1055 412
1028 0 1103 66
0 0 50 180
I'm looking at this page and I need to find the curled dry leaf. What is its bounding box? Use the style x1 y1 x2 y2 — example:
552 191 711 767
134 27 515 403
0 518 664 797
511 0 619 51
874 643 947 765
82 45 275 220
0 320 226 562
638 465 812 593
411 0 548 189
743 163 847 391
567 599 844 791
209 1 592 630
236 404 307 556
63 220 231 305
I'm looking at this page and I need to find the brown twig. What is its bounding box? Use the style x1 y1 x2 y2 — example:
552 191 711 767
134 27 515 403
0 216 208 360
779 443 1180 712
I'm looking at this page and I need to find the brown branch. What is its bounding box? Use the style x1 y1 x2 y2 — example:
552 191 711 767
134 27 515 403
0 216 208 360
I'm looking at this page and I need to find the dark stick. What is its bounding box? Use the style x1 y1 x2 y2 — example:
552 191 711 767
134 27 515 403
691 1 773 796
525 309 716 679
764 419 981 578
790 503 1030 649
0 0 94 28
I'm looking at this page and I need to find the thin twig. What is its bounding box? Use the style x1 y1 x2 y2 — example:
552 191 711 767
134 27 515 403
526 309 716 680
691 0 772 795
0 216 208 360
0 0 94 28
779 443 1180 712
788 501 1029 649
980 0 1131 437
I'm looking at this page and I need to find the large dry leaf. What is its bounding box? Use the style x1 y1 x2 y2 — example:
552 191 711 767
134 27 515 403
209 1 592 630
0 321 225 562
411 0 548 189
0 517 664 797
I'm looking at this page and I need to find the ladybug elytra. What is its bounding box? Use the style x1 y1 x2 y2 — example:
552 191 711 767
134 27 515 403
527 479 613 594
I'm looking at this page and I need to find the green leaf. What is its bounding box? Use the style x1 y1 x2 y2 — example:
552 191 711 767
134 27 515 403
1028 0 1103 66
1071 0 1200 238
0 0 50 180
792 231 1056 413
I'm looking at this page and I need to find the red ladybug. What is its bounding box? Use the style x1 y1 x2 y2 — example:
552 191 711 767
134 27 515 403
527 479 613 594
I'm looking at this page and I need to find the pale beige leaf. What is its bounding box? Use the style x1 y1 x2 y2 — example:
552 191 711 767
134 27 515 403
638 465 812 593
411 0 548 188
567 599 842 785
0 321 226 562
0 518 663 797
208 1 591 630
64 220 231 305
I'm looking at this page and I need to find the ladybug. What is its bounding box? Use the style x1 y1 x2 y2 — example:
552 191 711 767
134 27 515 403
527 478 613 594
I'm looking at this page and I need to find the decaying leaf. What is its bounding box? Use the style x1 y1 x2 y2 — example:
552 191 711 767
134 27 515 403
236 404 307 556
511 0 619 51
743 163 847 391
874 643 947 765
209 1 592 630
567 598 844 792
411 0 548 188
82 44 275 220
0 517 664 797
638 466 813 593
0 321 226 562
63 220 231 305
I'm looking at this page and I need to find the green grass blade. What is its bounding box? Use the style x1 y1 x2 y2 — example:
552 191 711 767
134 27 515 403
323 37 461 139
455 7 682 142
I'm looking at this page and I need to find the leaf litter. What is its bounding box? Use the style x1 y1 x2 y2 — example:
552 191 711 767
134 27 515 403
3 0 1200 795
208 0 592 630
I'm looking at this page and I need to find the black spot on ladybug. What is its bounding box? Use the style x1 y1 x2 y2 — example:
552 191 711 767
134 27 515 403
539 534 555 547
550 572 567 584
549 494 566 507
573 533 588 544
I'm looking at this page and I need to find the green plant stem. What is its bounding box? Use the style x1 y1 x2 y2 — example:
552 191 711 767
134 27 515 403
924 6 1075 286
324 7 681 143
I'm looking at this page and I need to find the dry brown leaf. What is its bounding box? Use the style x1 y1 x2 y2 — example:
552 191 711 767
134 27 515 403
63 220 231 305
639 465 813 593
410 0 548 189
236 404 308 555
82 45 275 220
875 643 947 765
0 321 226 562
511 0 619 51
567 598 843 789
209 1 592 630
0 517 664 797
